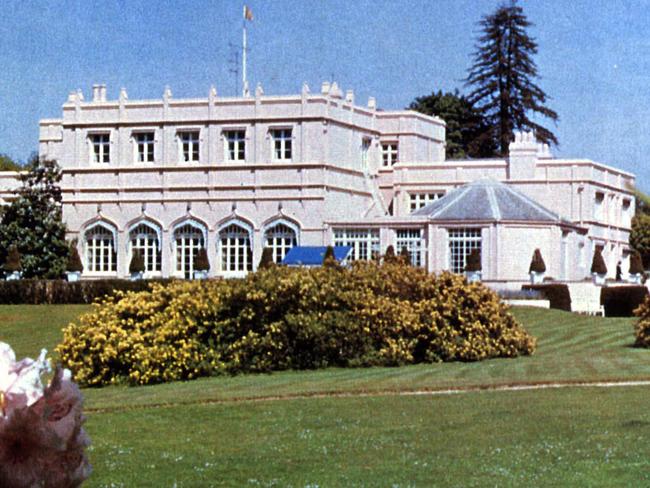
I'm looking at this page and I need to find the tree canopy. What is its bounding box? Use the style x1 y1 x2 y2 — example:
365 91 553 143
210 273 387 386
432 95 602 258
0 154 22 171
409 90 496 159
465 1 558 155
0 156 69 278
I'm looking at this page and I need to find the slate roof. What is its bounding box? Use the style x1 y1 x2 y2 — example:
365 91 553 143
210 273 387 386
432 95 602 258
282 246 352 266
412 178 569 224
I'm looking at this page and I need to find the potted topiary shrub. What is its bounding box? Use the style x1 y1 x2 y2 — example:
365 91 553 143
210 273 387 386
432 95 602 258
629 251 644 284
129 250 145 281
591 247 608 285
193 248 210 279
529 249 546 284
399 246 411 266
258 247 274 270
3 245 22 281
383 245 396 264
65 242 83 282
464 248 481 282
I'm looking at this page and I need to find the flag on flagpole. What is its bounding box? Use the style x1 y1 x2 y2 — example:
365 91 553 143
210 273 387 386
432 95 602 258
244 5 253 21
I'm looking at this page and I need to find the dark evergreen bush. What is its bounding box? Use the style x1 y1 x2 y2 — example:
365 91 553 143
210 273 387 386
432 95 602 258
522 283 571 311
399 246 410 265
3 246 21 273
529 249 546 273
384 245 396 263
465 249 482 272
129 250 145 274
66 244 83 273
323 245 338 267
258 247 274 269
591 248 607 275
601 286 648 317
194 248 210 271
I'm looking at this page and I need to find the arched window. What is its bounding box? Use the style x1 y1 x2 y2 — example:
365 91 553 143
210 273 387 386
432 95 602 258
264 222 297 263
219 223 252 272
85 224 117 273
174 223 205 279
129 223 161 273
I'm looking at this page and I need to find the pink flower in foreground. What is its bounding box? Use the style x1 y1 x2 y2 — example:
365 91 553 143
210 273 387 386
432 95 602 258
0 343 91 487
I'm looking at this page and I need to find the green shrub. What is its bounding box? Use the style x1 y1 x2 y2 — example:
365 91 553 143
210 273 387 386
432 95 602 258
601 286 648 317
129 251 145 274
465 249 481 272
4 246 21 273
57 261 536 386
630 251 644 275
529 249 546 273
591 248 607 275
522 283 571 311
66 244 83 273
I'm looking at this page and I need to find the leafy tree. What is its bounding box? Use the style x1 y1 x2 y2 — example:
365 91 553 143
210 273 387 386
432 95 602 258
630 250 644 275
465 1 558 155
0 156 68 278
409 90 496 158
0 154 22 171
630 214 650 269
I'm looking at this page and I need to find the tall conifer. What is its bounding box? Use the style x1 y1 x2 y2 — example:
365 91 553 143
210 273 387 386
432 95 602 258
466 1 558 155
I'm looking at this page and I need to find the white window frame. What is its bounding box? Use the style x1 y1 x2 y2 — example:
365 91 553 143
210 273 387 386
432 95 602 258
84 223 117 274
129 223 161 274
173 222 205 278
409 192 445 212
594 191 605 222
133 131 155 163
333 228 380 261
178 130 200 163
395 228 424 267
219 222 253 274
448 228 482 274
223 129 246 162
89 133 111 164
264 221 298 264
361 137 372 169
270 128 293 161
381 142 398 166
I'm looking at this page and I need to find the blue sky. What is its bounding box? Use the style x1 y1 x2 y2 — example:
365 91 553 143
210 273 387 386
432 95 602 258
1 0 649 188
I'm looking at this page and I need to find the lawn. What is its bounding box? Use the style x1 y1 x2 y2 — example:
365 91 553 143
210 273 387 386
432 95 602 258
2 305 650 486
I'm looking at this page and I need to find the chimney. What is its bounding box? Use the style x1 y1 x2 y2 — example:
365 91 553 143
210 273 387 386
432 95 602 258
508 131 538 180
321 81 331 95
92 84 101 102
100 84 107 102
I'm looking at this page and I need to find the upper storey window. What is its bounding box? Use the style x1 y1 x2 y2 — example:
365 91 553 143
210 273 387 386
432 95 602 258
271 128 292 161
361 137 371 169
409 192 445 212
135 132 155 163
179 131 200 163
224 130 246 162
89 133 110 164
594 191 605 222
382 142 398 166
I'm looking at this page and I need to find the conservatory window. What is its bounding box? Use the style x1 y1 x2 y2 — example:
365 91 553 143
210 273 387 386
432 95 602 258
264 223 297 263
333 228 380 261
448 228 482 274
219 223 253 272
85 224 116 273
129 224 161 273
174 223 204 279
396 228 424 267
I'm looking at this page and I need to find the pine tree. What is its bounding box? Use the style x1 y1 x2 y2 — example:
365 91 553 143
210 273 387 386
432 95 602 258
465 1 558 155
0 156 69 278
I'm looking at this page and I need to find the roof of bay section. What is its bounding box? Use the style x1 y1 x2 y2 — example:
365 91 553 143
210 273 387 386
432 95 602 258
412 178 579 227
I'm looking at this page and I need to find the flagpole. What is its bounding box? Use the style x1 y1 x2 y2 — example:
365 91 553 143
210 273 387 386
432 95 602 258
242 7 249 97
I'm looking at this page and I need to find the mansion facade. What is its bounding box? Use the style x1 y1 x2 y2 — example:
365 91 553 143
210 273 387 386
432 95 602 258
31 82 635 282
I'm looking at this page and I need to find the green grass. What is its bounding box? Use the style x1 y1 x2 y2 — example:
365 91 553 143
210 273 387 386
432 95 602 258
2 305 650 486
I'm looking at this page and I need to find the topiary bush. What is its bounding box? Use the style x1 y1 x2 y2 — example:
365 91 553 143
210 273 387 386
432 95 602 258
4 245 22 273
57 261 536 387
529 249 546 273
194 248 210 271
465 249 481 272
129 250 145 274
258 247 274 269
384 245 396 263
66 243 83 273
591 248 607 275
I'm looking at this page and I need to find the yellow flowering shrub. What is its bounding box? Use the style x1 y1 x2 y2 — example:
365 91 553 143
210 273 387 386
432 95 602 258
57 262 536 386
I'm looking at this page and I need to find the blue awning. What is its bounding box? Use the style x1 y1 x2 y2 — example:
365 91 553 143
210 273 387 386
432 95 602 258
281 246 352 266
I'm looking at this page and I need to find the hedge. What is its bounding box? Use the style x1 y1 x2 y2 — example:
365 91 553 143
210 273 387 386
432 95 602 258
522 283 571 311
57 262 536 386
601 286 649 317
0 279 174 304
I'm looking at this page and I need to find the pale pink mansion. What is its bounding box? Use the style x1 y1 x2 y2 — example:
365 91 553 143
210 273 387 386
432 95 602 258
31 82 634 283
